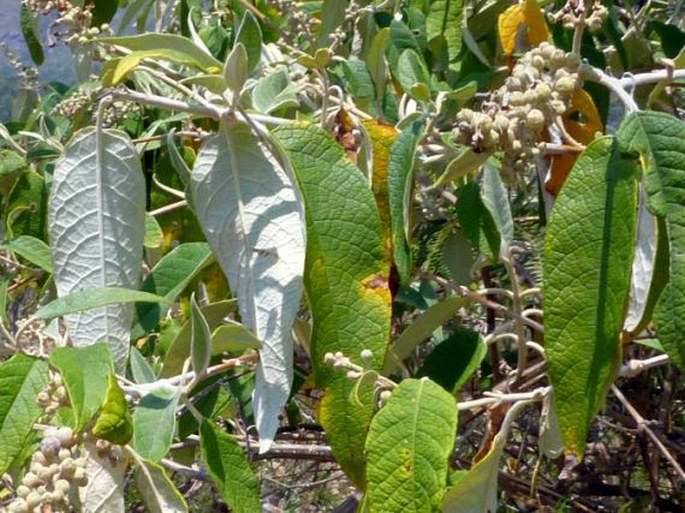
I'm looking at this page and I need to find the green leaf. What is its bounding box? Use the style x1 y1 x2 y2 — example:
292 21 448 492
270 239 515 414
273 124 392 487
316 0 348 49
434 149 489 187
165 130 192 187
385 294 469 373
130 346 156 384
481 164 513 258
617 111 685 370
35 287 170 320
50 127 146 370
389 122 424 285
6 170 47 240
367 28 391 101
442 399 530 513
134 457 189 513
223 42 248 94
396 49 430 100
92 373 133 445
87 0 119 26
545 137 638 459
341 60 375 100
190 293 212 376
454 181 500 262
191 120 305 452
426 0 463 62
20 4 44 66
0 354 48 474
133 384 181 462
200 419 262 513
212 322 262 352
252 68 299 114
365 378 457 512
417 327 487 394
235 11 262 74
50 343 114 432
144 214 164 249
160 300 238 377
99 34 223 77
0 235 53 272
132 242 214 339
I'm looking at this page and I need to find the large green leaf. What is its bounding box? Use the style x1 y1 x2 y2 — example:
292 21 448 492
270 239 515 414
35 287 169 320
388 122 424 285
426 0 463 63
190 120 305 452
365 378 457 512
200 420 262 513
50 343 114 432
99 34 223 75
132 384 181 462
0 354 48 474
545 137 638 459
50 127 146 370
617 111 685 369
274 124 392 487
132 242 214 339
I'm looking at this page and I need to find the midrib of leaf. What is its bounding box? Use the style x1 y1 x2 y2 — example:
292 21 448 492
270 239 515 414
224 124 258 332
95 118 112 340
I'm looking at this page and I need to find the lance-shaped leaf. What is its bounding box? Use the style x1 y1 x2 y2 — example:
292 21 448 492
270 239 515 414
190 120 305 452
481 164 513 258
388 122 424 285
442 400 533 513
365 378 457 512
0 235 53 273
190 293 212 376
50 127 146 371
0 354 48 474
132 383 181 462
274 124 392 487
50 343 114 432
618 112 685 369
200 419 262 513
545 137 637 459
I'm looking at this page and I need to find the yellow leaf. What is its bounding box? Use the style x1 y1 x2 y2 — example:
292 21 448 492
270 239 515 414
498 0 550 55
498 4 524 55
522 0 550 48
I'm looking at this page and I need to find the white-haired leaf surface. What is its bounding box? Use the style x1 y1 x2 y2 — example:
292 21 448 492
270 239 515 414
50 127 145 371
190 120 305 452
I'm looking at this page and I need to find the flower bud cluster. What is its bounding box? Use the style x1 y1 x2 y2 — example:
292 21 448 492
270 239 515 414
6 427 87 513
452 42 581 180
99 100 140 128
52 85 98 118
22 0 111 46
36 371 69 417
0 42 39 91
94 438 125 467
552 1 608 33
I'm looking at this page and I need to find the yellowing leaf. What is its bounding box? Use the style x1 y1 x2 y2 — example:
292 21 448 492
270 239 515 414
522 0 550 48
498 4 524 56
498 0 550 55
546 90 604 196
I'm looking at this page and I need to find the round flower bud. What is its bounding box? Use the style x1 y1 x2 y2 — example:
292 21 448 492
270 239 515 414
54 427 74 447
379 390 392 404
37 467 53 482
564 52 581 69
523 89 538 104
41 437 61 456
23 472 41 488
16 485 31 498
526 109 545 131
36 391 51 406
493 114 509 132
9 498 28 513
59 458 76 477
55 478 71 496
535 83 552 99
509 91 524 106
532 55 546 70
506 77 522 91
58 448 71 460
555 76 576 94
360 349 374 363
25 491 41 509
